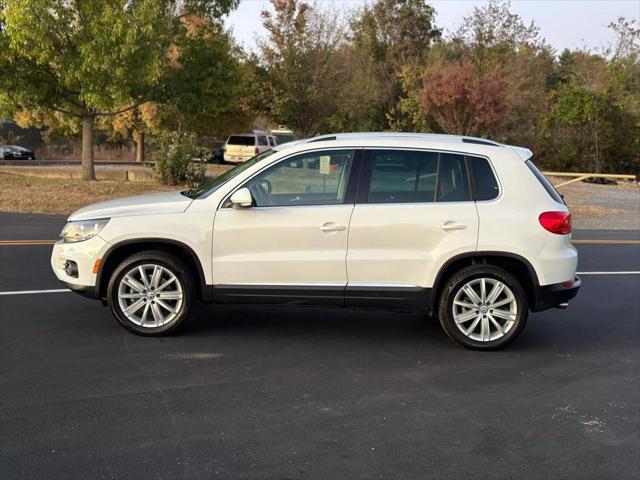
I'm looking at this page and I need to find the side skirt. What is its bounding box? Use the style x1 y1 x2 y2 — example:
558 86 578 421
210 285 432 310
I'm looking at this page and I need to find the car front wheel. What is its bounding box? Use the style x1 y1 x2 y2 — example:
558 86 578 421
437 265 528 350
107 251 195 335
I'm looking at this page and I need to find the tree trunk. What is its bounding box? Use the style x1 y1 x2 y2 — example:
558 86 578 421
134 131 145 162
81 114 96 181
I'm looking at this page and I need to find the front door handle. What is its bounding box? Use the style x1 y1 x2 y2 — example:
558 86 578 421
320 222 346 232
442 221 467 232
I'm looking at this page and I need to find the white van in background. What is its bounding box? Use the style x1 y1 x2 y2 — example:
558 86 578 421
224 131 276 163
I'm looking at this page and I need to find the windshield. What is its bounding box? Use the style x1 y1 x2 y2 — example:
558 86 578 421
187 149 277 199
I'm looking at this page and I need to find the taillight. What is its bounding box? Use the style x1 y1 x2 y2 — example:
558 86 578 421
254 147 259 155
539 211 572 235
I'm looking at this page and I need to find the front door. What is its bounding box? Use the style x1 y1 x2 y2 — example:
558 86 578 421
345 149 479 308
212 148 361 305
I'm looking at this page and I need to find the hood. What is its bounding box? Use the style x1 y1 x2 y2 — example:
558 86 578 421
68 191 193 221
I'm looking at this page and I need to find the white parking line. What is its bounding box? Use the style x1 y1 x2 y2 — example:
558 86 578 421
577 271 640 275
0 289 71 296
0 272 638 297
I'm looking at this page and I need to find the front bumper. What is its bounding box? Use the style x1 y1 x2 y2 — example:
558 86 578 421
533 276 581 312
51 235 110 299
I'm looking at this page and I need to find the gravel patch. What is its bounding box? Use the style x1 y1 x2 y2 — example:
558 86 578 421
551 178 640 230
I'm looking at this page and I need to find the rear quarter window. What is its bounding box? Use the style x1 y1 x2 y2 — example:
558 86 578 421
526 160 564 204
468 155 499 201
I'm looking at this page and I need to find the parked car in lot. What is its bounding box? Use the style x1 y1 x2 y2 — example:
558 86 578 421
224 131 276 164
270 126 296 145
51 133 579 349
0 144 35 160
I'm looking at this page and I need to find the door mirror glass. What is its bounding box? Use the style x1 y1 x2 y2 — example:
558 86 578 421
229 187 253 208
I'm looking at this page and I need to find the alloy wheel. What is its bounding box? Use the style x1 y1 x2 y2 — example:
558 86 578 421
117 264 184 328
452 277 517 342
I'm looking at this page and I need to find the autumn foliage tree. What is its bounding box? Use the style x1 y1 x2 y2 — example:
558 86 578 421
421 60 508 136
0 0 238 179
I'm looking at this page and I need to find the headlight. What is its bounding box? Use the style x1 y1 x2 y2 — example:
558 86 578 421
60 218 109 243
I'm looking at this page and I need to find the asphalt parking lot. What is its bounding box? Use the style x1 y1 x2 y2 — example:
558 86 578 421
0 212 639 480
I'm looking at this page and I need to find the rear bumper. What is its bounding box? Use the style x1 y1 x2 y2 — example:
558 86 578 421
533 276 581 312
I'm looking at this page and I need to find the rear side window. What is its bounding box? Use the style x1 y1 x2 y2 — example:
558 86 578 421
366 150 471 203
258 135 269 146
228 135 254 146
526 160 564 204
368 150 439 203
468 155 499 200
437 153 471 202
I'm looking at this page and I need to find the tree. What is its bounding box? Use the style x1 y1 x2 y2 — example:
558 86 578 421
349 0 441 130
0 0 238 179
420 59 508 136
256 0 345 138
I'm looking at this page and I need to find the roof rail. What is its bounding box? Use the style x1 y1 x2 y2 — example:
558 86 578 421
302 132 503 147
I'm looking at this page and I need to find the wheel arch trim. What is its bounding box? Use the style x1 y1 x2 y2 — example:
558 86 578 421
96 238 209 302
431 251 541 309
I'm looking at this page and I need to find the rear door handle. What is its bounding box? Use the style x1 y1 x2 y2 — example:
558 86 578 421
442 221 467 232
320 222 346 232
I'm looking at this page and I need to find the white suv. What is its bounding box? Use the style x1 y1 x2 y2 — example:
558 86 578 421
224 132 276 164
51 133 579 349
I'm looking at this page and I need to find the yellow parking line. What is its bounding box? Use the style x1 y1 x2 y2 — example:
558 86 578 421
0 240 56 245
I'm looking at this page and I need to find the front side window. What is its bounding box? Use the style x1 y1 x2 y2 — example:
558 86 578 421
366 150 471 203
246 150 355 207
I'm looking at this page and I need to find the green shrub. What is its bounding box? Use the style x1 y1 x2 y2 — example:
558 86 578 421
154 132 208 186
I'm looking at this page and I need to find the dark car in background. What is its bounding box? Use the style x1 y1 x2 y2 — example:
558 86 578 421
0 145 36 160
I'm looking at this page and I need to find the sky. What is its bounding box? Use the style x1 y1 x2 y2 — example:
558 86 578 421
226 0 640 53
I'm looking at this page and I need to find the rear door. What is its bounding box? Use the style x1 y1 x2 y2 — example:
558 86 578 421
345 149 479 307
212 148 361 305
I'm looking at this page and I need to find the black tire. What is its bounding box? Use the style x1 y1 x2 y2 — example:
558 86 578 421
107 250 196 336
437 265 528 350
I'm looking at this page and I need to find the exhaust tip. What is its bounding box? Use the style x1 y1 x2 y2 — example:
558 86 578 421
556 303 569 309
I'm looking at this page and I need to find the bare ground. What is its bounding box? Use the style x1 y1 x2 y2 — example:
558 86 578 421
549 177 640 230
0 174 180 215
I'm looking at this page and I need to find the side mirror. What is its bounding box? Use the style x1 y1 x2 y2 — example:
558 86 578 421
229 187 253 208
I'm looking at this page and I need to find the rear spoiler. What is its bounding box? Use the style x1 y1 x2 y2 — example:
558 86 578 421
511 146 533 161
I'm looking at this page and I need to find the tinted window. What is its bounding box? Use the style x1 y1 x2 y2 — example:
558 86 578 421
437 153 471 202
258 135 269 146
468 155 499 200
368 150 438 203
247 150 355 207
228 135 255 146
526 160 564 204
367 150 471 203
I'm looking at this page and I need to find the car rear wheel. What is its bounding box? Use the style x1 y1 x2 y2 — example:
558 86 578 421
107 251 195 335
437 265 528 350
